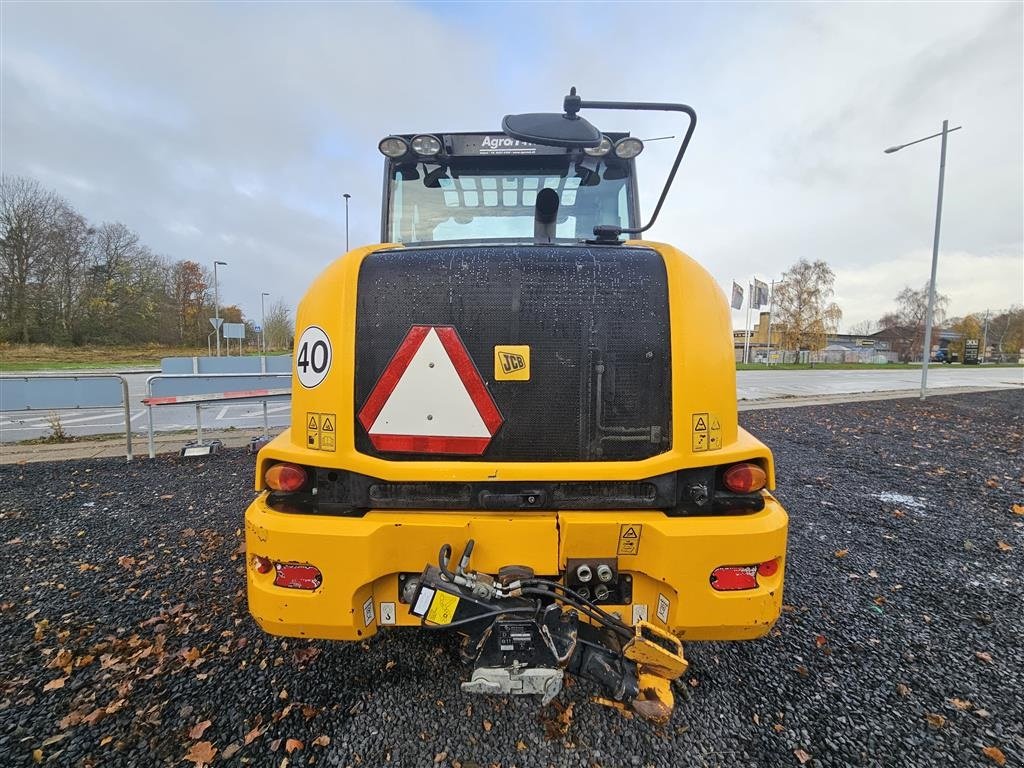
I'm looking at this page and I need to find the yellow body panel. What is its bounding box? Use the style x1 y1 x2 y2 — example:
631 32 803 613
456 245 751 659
248 239 789 642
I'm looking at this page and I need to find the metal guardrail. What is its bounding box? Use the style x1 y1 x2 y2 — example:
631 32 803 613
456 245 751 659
143 373 291 459
0 374 133 461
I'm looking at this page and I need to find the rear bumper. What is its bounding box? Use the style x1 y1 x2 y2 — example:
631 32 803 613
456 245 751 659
245 495 788 642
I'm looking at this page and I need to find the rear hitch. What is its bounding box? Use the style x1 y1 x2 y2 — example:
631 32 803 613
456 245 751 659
408 540 688 723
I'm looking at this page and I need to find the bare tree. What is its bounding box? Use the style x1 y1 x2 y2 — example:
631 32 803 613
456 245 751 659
771 259 842 352
847 319 879 336
892 284 950 361
0 176 62 342
263 299 294 351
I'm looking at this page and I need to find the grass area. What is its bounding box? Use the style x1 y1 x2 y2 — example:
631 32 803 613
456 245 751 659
736 362 1021 371
0 344 278 372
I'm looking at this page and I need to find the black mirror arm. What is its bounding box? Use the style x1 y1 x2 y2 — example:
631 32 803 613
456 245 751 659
578 100 697 238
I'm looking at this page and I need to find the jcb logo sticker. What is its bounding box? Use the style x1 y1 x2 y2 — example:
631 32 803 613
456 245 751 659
494 345 530 381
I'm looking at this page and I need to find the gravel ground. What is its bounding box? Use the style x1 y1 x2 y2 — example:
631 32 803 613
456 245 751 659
1 390 1021 768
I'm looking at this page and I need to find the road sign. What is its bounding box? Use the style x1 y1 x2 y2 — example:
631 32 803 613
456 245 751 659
254 324 262 334
209 317 223 330
358 325 502 455
223 323 246 340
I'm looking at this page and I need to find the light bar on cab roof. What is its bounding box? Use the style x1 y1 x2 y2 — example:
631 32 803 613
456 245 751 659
379 136 409 158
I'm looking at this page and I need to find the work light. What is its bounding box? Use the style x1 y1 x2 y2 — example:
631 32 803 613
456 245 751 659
379 136 410 158
583 135 612 157
613 137 644 159
411 134 443 156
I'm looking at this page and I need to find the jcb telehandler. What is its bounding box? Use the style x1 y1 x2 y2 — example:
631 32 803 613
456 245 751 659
245 88 788 721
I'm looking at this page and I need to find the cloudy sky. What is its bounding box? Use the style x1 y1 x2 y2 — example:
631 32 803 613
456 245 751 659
3 1 1021 331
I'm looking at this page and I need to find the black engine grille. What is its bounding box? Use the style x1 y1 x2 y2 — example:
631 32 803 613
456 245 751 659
354 244 671 461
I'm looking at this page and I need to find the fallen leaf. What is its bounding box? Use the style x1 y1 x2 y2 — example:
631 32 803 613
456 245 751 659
926 713 946 729
975 651 994 664
43 677 67 692
285 739 303 754
483 719 492 731
189 720 212 739
975 709 991 718
896 683 911 698
516 740 527 751
982 746 1006 766
312 735 330 747
222 743 241 759
794 748 812 764
948 698 972 711
753 713 761 725
892 509 906 518
160 494 174 500
385 660 396 670
269 738 282 752
834 549 848 559
814 635 827 647
1011 503 1024 516
773 723 785 733
100 735 113 746
867 569 879 578
434 752 448 764
183 741 217 765
32 749 43 764
996 541 1013 552
795 665 809 678
243 727 263 745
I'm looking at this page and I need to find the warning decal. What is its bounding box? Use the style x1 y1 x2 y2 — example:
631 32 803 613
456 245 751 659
656 593 670 624
305 412 337 452
362 596 375 627
692 412 722 452
618 523 642 556
358 325 503 455
426 590 460 625
379 602 396 626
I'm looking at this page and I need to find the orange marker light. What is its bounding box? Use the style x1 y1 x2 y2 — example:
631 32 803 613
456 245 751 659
722 463 767 494
265 462 308 492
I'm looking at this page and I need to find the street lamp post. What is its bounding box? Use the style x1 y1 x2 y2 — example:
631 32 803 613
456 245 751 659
213 260 228 357
343 193 351 252
884 121 961 399
261 292 270 355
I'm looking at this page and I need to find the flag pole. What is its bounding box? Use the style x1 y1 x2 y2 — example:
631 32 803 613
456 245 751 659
743 282 753 364
765 280 775 366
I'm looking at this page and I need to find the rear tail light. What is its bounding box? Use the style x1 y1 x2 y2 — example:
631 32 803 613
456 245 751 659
265 462 308 492
710 558 781 591
273 563 323 590
722 462 767 494
710 565 758 591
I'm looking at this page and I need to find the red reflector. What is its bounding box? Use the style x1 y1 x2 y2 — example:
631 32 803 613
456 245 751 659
265 462 308 492
722 462 767 494
250 554 273 574
710 565 758 591
758 558 780 578
273 563 322 590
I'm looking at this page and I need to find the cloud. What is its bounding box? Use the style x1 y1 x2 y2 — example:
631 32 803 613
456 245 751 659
2 2 1021 328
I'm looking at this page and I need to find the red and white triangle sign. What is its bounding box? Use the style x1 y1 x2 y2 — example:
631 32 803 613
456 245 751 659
358 326 503 455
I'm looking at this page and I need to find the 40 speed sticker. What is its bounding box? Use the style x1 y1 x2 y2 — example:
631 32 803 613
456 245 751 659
296 326 332 388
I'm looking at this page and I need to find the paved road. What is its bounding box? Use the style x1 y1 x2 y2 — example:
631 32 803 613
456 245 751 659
1 366 1020 444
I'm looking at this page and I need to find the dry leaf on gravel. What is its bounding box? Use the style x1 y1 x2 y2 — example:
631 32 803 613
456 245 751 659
285 738 303 754
925 713 946 729
183 741 217 765
794 748 812 764
434 751 448 764
996 541 1013 552
975 651 994 664
814 635 827 647
896 683 911 697
834 549 848 558
189 720 212 739
483 719 492 732
43 677 67 692
243 727 264 745
982 746 1007 766
312 735 330 747
948 698 972 711
32 749 42 764
222 743 241 759
516 740 528 751
1011 503 1024 516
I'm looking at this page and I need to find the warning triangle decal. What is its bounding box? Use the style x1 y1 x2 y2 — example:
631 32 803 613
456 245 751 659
308 415 319 430
322 417 334 432
358 326 503 455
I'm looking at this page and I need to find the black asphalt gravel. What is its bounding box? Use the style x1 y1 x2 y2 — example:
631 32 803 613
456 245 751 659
1 389 1021 768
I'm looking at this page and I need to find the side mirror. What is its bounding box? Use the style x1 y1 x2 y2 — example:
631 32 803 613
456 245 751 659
501 111 602 149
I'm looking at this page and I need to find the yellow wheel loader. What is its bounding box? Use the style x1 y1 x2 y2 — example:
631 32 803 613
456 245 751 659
245 88 788 722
